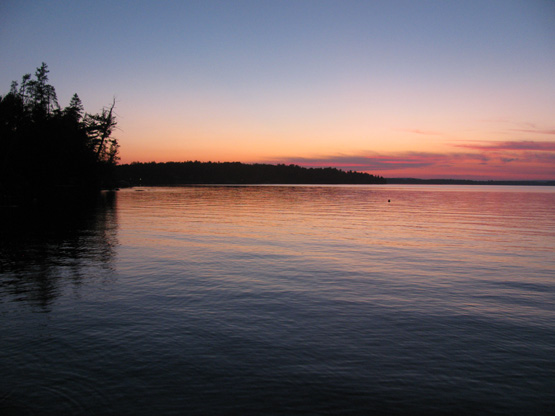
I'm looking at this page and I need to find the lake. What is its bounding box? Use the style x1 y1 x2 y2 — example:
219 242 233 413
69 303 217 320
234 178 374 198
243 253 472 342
1 185 554 415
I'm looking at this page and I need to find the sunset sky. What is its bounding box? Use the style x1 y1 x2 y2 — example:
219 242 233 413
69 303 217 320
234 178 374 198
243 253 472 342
1 0 554 179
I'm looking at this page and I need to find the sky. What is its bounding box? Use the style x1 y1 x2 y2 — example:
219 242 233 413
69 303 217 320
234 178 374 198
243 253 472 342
1 0 554 180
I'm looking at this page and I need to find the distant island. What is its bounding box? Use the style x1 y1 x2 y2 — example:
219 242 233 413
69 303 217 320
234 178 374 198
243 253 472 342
116 161 386 185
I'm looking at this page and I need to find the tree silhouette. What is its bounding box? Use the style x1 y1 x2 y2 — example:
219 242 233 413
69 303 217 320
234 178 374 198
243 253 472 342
27 63 59 117
85 98 119 164
116 161 386 185
0 63 119 205
64 93 84 121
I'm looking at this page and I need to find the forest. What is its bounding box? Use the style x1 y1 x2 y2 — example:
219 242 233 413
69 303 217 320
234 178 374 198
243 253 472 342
117 161 386 186
0 63 119 205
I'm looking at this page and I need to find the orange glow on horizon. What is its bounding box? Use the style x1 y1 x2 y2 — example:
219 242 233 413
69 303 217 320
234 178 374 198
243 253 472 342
118 116 555 181
118 146 555 181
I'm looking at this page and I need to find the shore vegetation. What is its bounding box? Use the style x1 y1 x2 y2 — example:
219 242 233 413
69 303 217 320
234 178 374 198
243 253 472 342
0 63 118 205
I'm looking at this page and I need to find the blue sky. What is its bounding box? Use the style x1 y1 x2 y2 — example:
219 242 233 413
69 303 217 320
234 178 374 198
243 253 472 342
1 0 554 179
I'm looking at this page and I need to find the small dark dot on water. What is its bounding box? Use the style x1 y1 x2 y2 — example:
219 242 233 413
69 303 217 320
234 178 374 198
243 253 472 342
388 199 390 202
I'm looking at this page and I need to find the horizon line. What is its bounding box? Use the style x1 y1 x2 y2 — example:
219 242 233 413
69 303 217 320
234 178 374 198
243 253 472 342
116 160 555 183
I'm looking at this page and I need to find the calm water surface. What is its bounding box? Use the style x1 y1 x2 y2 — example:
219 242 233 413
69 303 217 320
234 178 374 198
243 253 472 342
1 185 554 415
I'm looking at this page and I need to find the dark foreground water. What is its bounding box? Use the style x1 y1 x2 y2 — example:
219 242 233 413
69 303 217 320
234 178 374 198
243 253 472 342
1 185 554 415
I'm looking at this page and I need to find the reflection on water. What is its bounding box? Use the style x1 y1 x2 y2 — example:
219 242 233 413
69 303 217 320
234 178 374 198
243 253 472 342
0 191 118 310
1 185 554 415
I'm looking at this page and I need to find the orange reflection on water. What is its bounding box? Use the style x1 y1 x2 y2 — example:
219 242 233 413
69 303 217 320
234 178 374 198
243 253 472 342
117 185 555 283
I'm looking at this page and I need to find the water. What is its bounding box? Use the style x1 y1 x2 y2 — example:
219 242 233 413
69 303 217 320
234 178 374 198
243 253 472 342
1 185 554 415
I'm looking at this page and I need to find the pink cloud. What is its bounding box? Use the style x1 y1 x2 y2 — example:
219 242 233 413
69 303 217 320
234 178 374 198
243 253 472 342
271 140 555 180
453 140 555 151
478 119 555 136
510 129 555 135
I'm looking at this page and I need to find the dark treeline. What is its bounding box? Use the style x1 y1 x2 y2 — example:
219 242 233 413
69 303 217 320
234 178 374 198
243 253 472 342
0 63 119 205
117 161 386 185
386 178 555 186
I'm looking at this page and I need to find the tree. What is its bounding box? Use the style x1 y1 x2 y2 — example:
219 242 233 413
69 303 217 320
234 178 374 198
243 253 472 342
64 93 84 122
25 63 59 118
85 98 119 164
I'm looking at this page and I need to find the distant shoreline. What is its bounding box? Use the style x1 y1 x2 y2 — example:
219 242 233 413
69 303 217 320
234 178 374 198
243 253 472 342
115 161 553 187
385 178 555 186
116 161 386 186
